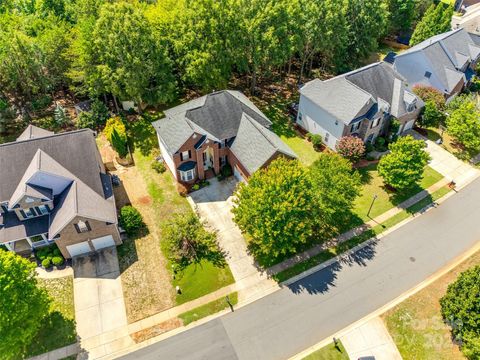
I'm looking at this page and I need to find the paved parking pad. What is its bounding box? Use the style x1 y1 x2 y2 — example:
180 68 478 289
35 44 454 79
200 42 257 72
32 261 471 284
73 247 128 341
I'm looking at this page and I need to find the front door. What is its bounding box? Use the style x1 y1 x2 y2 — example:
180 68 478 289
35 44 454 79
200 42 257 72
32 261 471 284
203 148 214 169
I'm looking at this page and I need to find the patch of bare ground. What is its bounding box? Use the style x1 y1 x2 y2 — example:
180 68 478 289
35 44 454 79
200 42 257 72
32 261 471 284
131 318 183 343
382 250 480 360
113 164 175 323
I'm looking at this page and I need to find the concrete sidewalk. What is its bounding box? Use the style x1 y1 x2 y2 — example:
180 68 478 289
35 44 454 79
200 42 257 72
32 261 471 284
410 130 480 187
341 317 402 360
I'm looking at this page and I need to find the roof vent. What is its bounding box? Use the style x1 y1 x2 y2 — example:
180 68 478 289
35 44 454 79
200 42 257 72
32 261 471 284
424 71 432 78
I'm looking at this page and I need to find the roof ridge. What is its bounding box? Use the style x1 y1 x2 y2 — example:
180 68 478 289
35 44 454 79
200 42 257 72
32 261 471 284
242 113 279 151
0 128 94 148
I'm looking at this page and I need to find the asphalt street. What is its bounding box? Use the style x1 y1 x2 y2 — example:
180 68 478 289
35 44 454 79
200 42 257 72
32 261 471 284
120 178 480 360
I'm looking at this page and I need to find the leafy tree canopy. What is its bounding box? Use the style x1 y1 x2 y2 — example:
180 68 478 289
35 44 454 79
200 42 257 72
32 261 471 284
440 265 480 359
378 135 430 190
410 2 453 45
446 98 480 154
0 251 50 359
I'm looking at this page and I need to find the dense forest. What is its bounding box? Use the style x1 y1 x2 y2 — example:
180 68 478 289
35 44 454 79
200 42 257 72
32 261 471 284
0 0 440 126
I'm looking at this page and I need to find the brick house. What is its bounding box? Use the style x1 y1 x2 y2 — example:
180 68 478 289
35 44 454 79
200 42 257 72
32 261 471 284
0 125 121 259
153 90 296 184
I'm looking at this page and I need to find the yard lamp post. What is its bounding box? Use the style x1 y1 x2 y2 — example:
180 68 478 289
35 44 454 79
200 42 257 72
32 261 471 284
367 194 378 218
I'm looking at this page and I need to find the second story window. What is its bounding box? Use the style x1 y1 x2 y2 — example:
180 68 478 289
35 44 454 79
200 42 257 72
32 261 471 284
371 118 381 128
350 122 361 133
180 150 191 161
75 220 91 233
21 208 34 219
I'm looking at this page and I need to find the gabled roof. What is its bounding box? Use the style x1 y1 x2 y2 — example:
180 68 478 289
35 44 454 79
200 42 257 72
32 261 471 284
153 90 272 155
16 125 54 141
230 114 297 174
0 129 106 202
301 62 418 125
49 180 117 238
394 28 479 93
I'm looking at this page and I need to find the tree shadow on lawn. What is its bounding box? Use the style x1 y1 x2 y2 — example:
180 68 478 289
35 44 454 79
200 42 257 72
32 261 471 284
25 311 77 357
127 115 158 157
286 239 379 296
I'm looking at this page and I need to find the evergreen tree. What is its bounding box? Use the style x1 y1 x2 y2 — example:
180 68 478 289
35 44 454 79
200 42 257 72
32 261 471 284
410 3 453 45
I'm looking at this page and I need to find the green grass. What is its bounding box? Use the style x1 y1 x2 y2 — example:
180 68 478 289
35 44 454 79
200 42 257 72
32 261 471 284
353 164 443 221
179 292 238 326
25 276 77 357
174 260 235 305
274 186 451 282
302 341 349 360
128 116 235 306
254 93 322 166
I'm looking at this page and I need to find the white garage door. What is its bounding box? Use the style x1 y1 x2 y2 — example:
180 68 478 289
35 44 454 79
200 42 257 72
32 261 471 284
66 241 92 257
234 165 246 183
92 235 115 251
403 119 415 132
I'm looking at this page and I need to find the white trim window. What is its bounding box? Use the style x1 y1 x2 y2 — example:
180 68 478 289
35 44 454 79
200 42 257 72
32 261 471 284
180 150 191 161
371 118 381 128
38 205 49 215
180 169 196 182
350 121 361 132
22 208 34 219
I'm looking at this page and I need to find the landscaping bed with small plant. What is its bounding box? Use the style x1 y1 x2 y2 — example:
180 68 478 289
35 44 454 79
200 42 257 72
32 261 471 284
35 244 66 270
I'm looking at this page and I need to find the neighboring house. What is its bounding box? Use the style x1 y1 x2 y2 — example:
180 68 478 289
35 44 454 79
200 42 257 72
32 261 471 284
153 90 296 184
0 125 121 259
393 28 480 99
297 62 423 150
452 3 480 34
455 0 480 12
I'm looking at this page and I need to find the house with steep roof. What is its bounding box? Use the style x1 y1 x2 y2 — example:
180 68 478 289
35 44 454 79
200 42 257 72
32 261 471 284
393 28 480 99
297 62 423 150
153 90 296 183
0 125 121 259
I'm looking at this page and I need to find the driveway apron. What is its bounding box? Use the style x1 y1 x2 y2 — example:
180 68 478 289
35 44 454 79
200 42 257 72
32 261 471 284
73 247 128 355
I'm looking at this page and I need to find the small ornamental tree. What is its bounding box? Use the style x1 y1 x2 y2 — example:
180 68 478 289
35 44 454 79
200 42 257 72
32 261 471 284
412 84 445 109
446 99 480 154
336 136 366 163
378 135 430 191
440 265 480 359
418 100 445 128
232 158 316 260
119 205 144 236
165 213 225 270
309 153 361 231
104 117 128 158
0 251 50 359
54 104 69 127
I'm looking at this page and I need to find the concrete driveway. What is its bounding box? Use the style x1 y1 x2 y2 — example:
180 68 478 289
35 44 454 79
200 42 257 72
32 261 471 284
188 178 277 301
73 247 128 357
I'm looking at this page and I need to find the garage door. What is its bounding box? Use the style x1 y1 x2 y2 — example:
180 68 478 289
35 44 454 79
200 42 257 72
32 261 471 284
66 241 92 257
403 119 415 132
92 235 115 251
234 165 246 183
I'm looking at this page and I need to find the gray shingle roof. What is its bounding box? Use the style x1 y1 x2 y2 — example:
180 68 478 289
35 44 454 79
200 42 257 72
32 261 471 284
230 114 296 174
301 62 418 124
0 129 106 202
0 212 49 243
16 125 54 141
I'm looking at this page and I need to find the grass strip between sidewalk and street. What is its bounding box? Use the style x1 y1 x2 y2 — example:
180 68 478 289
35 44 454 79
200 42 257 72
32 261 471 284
302 340 349 360
178 292 238 326
273 186 451 283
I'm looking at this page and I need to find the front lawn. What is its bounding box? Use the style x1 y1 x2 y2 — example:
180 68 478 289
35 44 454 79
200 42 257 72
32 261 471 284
115 116 234 321
353 164 443 222
302 341 349 360
25 276 76 357
179 292 238 326
382 247 480 359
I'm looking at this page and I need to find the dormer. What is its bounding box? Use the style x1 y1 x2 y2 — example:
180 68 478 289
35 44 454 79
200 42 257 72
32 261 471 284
403 91 417 112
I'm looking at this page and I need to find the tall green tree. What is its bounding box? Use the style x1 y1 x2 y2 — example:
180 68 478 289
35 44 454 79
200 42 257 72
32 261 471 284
387 0 415 33
232 158 316 260
378 135 430 191
440 265 480 360
446 99 480 154
342 0 389 69
410 2 453 45
86 2 176 107
309 153 361 233
0 251 50 359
